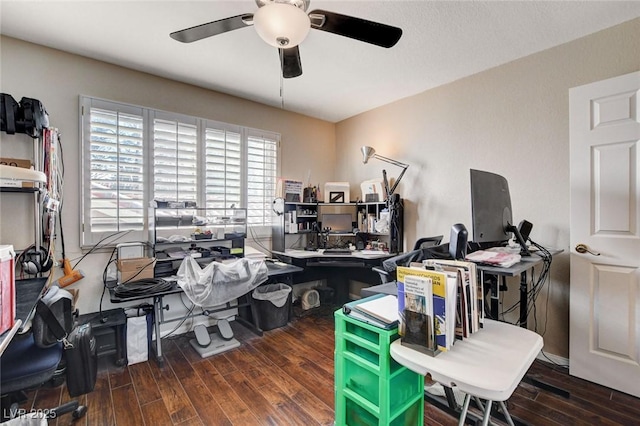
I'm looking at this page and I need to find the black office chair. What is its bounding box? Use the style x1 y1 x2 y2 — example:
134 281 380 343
413 235 444 251
0 333 87 421
372 235 446 283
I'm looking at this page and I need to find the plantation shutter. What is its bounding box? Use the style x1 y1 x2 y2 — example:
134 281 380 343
204 125 242 215
81 96 280 246
152 116 198 204
247 131 278 227
83 100 145 245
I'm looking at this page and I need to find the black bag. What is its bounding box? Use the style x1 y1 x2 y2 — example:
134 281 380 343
64 322 98 397
33 287 74 348
0 93 19 134
35 301 98 397
17 97 49 138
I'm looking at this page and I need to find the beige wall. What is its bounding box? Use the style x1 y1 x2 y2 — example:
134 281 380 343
335 18 640 358
0 36 335 319
1 17 638 358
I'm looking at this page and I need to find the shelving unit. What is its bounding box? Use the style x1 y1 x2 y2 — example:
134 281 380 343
272 201 403 253
334 309 424 425
148 206 247 276
0 135 45 261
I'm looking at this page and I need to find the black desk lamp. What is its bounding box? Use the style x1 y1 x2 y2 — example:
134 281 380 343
360 146 409 197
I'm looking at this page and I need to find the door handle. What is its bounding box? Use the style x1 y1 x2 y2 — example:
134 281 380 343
575 243 600 256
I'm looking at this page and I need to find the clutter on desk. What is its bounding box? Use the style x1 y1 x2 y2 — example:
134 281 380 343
465 249 521 268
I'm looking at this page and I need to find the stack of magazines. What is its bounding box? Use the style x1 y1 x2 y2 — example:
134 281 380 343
342 294 399 330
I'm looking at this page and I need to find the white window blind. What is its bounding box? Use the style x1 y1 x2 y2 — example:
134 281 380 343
153 117 198 203
80 96 280 247
204 126 242 214
83 101 145 245
247 132 278 227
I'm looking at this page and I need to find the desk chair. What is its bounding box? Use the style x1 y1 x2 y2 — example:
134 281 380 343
372 235 446 283
0 333 87 421
413 235 444 250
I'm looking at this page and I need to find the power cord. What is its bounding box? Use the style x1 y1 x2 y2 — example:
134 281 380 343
114 278 175 298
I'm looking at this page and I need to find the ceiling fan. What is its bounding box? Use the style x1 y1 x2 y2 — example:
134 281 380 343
170 0 403 79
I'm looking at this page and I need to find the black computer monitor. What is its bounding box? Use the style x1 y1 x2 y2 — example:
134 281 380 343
470 169 530 255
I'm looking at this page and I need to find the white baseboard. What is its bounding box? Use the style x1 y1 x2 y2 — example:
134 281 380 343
537 351 569 367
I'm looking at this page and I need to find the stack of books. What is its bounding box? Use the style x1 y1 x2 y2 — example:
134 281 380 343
396 260 483 355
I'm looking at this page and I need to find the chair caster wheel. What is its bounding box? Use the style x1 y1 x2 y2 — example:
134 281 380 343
73 405 87 419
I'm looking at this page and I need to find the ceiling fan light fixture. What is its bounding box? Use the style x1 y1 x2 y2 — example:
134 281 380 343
253 3 311 48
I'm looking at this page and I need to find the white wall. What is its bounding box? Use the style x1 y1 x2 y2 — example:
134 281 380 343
0 36 335 330
335 18 640 357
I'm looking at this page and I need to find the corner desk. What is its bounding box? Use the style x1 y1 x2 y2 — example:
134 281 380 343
272 249 393 304
109 261 303 366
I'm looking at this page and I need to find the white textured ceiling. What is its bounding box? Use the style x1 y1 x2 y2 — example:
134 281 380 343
2 1 639 122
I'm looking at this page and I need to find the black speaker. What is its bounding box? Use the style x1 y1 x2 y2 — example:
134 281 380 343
518 220 533 242
22 246 53 274
449 223 468 260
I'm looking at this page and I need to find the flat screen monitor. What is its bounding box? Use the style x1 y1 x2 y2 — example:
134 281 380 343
470 169 513 245
321 213 353 233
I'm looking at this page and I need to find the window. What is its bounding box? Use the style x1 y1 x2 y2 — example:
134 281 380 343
80 96 279 247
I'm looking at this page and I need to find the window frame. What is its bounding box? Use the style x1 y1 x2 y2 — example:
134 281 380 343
79 96 280 248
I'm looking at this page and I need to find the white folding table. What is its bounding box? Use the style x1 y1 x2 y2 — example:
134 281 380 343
390 319 543 425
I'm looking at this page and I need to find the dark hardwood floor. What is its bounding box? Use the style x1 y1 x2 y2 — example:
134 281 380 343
20 309 640 425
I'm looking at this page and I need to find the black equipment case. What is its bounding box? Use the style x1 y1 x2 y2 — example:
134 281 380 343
64 322 98 397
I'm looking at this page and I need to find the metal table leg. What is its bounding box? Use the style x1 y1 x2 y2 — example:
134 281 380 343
153 295 164 367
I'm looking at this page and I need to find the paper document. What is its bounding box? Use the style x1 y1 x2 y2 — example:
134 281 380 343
353 295 399 324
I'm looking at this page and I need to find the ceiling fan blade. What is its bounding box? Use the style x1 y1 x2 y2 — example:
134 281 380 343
279 46 303 79
309 9 402 48
170 14 253 43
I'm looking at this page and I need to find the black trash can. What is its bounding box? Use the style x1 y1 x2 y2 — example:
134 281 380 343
252 283 292 331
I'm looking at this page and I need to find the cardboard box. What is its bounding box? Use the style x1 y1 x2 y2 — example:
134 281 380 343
0 157 32 169
117 257 156 283
0 157 35 188
0 245 16 335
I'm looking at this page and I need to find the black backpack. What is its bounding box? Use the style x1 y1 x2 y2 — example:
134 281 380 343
0 94 49 138
0 93 20 134
17 97 49 138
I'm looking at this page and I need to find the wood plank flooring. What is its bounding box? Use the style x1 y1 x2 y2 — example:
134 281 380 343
19 311 640 425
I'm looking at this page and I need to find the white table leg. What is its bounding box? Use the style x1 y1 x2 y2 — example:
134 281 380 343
481 400 493 426
458 393 472 426
499 401 515 426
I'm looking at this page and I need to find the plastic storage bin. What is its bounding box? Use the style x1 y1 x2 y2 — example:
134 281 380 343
335 309 424 426
0 245 15 335
252 283 292 331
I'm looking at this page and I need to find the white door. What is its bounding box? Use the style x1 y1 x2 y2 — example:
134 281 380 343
569 71 640 398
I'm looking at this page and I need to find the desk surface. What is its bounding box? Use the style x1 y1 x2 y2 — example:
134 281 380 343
390 319 543 402
474 249 562 277
0 277 48 356
273 249 392 262
110 260 304 303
